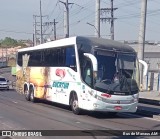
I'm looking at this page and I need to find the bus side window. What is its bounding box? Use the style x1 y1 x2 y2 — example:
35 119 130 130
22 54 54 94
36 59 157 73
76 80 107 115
82 60 92 87
58 48 65 67
17 52 23 66
51 49 58 66
65 47 77 71
84 67 91 86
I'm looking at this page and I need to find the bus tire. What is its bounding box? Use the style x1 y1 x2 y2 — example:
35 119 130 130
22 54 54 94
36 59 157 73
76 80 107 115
71 93 81 115
24 86 30 101
30 87 36 102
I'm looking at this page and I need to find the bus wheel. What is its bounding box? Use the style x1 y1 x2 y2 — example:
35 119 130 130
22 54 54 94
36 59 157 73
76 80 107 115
24 87 30 101
30 87 36 102
71 93 80 115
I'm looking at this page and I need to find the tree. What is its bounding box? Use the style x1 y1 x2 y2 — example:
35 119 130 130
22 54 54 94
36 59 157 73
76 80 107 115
1 37 18 47
0 37 27 48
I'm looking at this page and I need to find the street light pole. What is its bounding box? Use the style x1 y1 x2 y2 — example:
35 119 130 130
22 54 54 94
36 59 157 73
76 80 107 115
138 0 147 89
95 0 100 38
40 0 43 44
146 61 150 91
87 22 100 37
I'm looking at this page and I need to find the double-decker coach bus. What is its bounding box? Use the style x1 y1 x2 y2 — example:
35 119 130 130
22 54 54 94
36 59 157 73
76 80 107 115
16 36 147 115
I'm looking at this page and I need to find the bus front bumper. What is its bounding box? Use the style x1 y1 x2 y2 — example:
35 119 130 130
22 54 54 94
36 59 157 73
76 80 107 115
80 100 138 113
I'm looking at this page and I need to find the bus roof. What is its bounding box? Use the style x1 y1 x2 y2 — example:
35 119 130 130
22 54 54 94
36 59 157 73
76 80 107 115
18 36 135 53
18 36 77 52
76 36 136 53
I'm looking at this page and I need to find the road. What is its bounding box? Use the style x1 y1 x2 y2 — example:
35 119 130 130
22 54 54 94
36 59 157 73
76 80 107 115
0 90 159 139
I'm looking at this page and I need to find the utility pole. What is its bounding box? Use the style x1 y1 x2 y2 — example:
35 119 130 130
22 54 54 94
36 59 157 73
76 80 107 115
44 19 58 40
33 15 38 46
33 1 47 45
65 0 69 38
2 48 3 66
53 19 58 40
110 0 115 40
6 48 7 65
60 0 73 38
138 0 147 89
100 0 117 40
95 0 100 38
40 0 43 44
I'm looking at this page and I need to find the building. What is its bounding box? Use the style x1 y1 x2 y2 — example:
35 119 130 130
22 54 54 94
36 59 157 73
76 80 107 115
0 46 21 68
127 42 160 91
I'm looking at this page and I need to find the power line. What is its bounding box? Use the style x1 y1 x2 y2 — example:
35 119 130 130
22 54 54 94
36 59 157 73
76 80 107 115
43 0 54 15
114 0 139 8
0 29 32 34
59 0 74 38
41 0 160 41
117 9 160 19
50 0 94 25
44 20 58 40
100 0 117 40
47 0 60 19
44 0 95 38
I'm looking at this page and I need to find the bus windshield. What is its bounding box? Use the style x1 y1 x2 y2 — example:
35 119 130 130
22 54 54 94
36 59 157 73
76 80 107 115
94 50 139 95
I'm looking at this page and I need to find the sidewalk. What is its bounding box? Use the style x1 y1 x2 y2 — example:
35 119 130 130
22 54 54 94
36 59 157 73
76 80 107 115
139 91 160 106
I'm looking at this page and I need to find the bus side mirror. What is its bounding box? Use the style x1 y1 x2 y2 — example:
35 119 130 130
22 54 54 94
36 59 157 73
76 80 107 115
139 59 148 76
83 53 98 72
84 53 98 79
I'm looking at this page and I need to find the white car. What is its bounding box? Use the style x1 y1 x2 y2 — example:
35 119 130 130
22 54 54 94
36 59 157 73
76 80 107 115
0 76 9 90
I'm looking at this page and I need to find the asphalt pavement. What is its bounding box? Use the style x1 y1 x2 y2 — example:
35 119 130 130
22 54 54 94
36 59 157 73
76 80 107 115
0 67 160 120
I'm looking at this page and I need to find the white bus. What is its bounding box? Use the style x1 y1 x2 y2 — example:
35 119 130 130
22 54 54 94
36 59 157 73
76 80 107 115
16 36 147 115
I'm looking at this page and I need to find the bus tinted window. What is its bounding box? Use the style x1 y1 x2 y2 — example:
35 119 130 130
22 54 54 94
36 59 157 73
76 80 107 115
58 48 65 66
17 45 77 71
28 51 41 66
17 52 23 66
66 47 76 71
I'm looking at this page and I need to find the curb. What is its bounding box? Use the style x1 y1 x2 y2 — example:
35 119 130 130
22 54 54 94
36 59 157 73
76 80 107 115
139 98 160 106
136 109 160 121
153 115 160 120
136 108 160 118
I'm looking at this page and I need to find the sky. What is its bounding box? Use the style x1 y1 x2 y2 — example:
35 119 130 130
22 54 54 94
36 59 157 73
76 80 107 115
0 0 160 41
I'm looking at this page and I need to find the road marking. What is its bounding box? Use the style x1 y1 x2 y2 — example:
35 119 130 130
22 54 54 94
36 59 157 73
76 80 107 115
12 101 18 104
2 122 12 128
76 121 80 124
